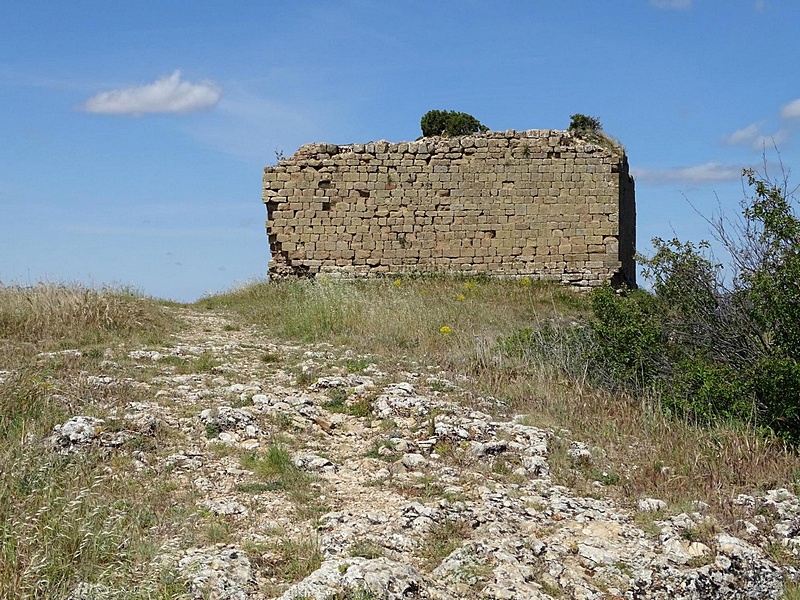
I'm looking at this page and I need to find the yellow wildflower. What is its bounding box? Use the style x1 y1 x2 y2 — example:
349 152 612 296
519 277 532 287
393 279 402 287
456 294 466 302
439 325 452 335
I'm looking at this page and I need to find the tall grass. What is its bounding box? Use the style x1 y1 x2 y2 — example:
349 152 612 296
0 283 172 359
197 277 584 368
0 284 184 597
0 372 188 598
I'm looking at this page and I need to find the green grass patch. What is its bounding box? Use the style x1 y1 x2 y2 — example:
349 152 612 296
240 445 328 519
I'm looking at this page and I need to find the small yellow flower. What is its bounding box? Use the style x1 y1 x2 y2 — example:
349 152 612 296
393 279 402 287
519 277 532 287
456 294 466 302
439 325 452 335
464 281 477 290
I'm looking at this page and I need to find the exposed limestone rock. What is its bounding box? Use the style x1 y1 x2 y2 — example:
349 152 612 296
178 545 253 600
47 308 799 599
278 557 442 600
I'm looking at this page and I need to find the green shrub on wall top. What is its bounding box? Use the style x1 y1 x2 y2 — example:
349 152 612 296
567 113 621 151
420 110 488 137
568 113 602 134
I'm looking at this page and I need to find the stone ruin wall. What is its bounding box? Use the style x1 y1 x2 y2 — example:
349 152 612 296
263 129 636 289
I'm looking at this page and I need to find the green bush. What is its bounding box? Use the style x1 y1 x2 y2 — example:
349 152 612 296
662 356 754 423
585 169 800 443
568 113 602 134
566 113 622 151
741 169 800 358
753 355 800 442
588 284 665 393
420 110 488 137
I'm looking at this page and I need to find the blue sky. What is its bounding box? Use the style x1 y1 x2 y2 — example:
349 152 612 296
2 1 798 301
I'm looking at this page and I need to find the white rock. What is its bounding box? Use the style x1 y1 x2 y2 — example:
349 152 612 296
400 453 426 469
637 498 667 513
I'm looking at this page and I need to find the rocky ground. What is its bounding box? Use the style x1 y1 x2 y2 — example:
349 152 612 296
44 308 800 599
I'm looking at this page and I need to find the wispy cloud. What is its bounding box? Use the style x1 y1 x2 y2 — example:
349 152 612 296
650 0 692 9
184 84 328 164
722 123 761 146
83 70 221 116
723 98 800 151
780 98 800 119
633 162 743 185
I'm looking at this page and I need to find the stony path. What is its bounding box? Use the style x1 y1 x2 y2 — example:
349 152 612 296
52 308 800 599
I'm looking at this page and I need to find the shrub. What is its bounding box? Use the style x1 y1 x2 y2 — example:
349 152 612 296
588 284 665 393
567 114 621 151
420 110 488 137
568 113 601 134
586 168 800 443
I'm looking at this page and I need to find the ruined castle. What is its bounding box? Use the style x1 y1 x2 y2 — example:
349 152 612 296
262 129 635 289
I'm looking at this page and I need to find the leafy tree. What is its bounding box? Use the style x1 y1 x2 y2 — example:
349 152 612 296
420 110 488 137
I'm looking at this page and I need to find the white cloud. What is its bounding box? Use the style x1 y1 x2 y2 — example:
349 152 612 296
750 129 790 151
780 98 800 119
723 123 761 146
633 162 743 185
723 120 790 151
83 70 221 116
650 0 692 9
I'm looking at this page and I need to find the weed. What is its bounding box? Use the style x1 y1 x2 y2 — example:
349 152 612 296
192 351 219 373
291 367 317 387
262 351 281 363
349 539 386 559
539 580 564 598
203 515 235 544
240 445 328 518
428 379 454 393
420 518 472 570
633 512 663 538
782 581 800 599
261 536 323 582
343 357 371 373
364 439 398 462
323 388 350 412
205 422 222 439
591 469 621 486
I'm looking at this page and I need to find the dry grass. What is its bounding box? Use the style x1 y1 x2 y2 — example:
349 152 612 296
196 276 585 367
498 375 799 519
0 284 186 598
0 376 191 597
0 283 173 365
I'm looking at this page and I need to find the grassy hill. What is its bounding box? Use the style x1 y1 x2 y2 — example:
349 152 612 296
1 279 798 598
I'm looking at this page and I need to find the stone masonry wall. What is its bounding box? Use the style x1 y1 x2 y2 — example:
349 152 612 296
263 129 635 289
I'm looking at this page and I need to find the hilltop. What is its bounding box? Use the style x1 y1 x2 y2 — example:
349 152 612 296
1 280 799 599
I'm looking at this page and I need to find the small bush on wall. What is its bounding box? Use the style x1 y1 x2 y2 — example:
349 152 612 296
420 110 488 137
